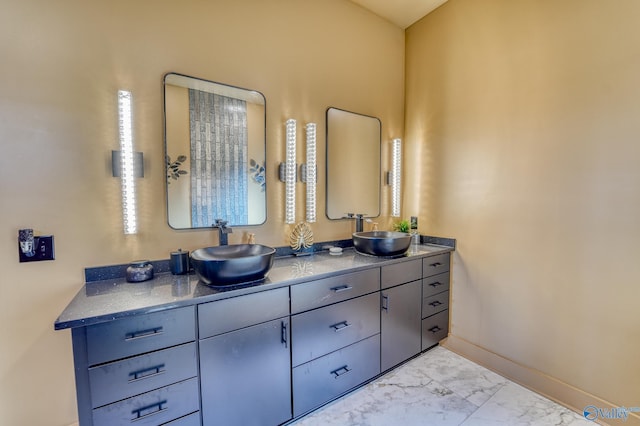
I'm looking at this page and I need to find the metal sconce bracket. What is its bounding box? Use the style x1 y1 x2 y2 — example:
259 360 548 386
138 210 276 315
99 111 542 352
385 170 393 185
278 163 321 183
279 162 297 183
112 150 144 178
277 163 317 183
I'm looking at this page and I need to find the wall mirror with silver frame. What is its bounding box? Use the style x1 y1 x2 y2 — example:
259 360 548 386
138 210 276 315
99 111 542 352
164 73 267 229
326 107 381 220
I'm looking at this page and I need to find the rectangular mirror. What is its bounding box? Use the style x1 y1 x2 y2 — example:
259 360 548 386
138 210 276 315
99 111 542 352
164 73 267 229
326 107 381 219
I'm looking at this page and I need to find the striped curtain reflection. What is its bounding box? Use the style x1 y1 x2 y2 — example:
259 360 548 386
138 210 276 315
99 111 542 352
189 89 248 226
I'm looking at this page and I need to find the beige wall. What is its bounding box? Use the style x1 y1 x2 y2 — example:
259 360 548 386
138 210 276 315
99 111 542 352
0 1 404 425
8 0 637 424
405 0 640 416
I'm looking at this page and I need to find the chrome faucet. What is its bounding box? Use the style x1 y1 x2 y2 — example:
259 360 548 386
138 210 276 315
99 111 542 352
347 213 365 233
213 219 233 246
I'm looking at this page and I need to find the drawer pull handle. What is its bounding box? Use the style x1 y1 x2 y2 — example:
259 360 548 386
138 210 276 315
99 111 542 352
428 325 442 333
429 300 443 307
330 285 353 293
429 281 443 288
330 365 351 379
330 321 351 332
281 321 288 348
131 400 167 422
381 294 389 312
128 364 166 382
125 326 164 341
429 262 442 268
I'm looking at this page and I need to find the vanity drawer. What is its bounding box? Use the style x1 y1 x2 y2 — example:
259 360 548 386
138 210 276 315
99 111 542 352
293 334 380 417
292 292 380 367
198 287 289 339
291 268 380 314
92 377 199 426
88 342 197 408
423 253 450 278
422 272 450 298
381 258 422 289
422 310 449 350
86 306 196 366
422 290 449 318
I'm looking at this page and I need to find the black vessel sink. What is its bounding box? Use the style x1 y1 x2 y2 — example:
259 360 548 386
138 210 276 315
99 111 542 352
190 244 276 286
352 231 412 257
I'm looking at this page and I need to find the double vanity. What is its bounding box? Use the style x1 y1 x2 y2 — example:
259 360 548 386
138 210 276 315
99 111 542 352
55 238 453 426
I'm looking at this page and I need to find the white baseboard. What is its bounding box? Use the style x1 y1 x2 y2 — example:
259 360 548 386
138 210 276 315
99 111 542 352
443 335 640 426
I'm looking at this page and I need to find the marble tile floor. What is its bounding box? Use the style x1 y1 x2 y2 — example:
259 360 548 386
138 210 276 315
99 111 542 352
290 346 592 426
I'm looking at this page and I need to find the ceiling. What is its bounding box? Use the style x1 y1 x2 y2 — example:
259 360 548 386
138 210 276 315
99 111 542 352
349 0 448 29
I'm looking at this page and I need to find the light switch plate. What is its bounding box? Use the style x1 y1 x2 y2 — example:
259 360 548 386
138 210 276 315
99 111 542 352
19 235 55 262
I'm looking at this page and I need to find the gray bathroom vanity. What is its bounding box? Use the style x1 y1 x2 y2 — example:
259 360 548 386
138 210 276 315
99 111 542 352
55 241 453 426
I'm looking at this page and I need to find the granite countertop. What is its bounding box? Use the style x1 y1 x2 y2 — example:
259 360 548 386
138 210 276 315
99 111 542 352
54 243 453 331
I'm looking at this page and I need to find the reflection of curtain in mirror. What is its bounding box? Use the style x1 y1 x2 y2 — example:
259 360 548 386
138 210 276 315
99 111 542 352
189 89 248 226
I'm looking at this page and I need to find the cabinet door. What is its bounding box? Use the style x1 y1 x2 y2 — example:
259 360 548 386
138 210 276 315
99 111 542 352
380 280 422 372
200 317 291 426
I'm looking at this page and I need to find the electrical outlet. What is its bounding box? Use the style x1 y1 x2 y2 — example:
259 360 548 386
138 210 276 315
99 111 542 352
19 235 55 262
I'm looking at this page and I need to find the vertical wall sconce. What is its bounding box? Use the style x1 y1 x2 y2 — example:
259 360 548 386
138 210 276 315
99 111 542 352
391 138 402 217
118 90 137 234
284 119 297 224
303 123 317 223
